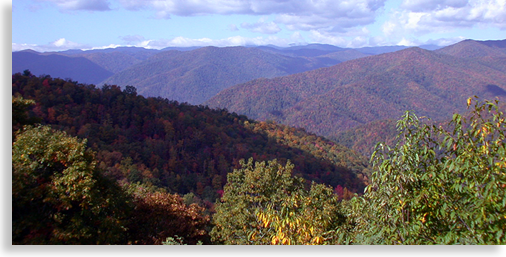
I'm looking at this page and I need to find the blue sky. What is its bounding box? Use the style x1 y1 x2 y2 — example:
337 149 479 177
11 0 506 52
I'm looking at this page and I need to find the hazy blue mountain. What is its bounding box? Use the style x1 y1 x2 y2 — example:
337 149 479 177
12 51 113 84
100 46 348 104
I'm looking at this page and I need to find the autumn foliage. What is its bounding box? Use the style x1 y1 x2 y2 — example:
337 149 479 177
12 72 368 203
12 70 506 244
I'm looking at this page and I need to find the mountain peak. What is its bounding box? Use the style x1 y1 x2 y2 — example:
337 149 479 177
16 49 40 54
436 39 506 58
476 39 506 49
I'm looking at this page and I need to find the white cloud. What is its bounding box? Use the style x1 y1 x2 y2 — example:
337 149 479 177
33 0 387 38
36 0 111 11
275 1 384 32
117 0 387 33
402 0 469 12
397 37 417 46
140 35 306 48
309 30 372 48
228 24 239 32
13 34 306 52
23 0 502 50
118 0 254 18
119 35 146 43
424 36 466 46
12 43 39 52
290 31 306 43
241 18 281 34
394 0 506 34
12 38 90 52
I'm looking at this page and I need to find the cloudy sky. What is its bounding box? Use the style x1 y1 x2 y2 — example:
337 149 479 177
12 0 506 52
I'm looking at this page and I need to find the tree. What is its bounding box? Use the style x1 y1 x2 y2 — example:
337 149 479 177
12 95 39 136
123 85 137 96
253 181 343 245
124 182 211 245
210 158 343 245
12 125 131 244
348 97 506 244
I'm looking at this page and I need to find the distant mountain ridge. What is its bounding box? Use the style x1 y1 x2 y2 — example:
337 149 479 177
12 51 113 84
205 39 506 137
436 39 506 58
100 46 349 104
12 43 443 104
12 39 498 110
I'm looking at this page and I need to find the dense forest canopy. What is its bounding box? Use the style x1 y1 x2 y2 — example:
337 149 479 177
12 68 506 244
206 42 506 137
12 72 369 202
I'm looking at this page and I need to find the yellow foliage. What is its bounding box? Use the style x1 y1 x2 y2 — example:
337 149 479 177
253 198 331 245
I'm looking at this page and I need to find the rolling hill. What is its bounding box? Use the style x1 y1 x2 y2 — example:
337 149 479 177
100 46 347 105
64 47 161 73
435 39 506 58
205 39 506 138
13 43 442 106
12 51 114 84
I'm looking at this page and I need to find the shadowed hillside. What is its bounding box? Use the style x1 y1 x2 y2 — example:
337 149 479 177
12 72 370 203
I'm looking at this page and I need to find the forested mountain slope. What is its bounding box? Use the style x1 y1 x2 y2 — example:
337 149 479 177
65 47 160 73
330 119 398 157
206 40 506 137
435 39 506 58
12 72 369 203
13 43 441 107
12 51 114 84
100 46 346 105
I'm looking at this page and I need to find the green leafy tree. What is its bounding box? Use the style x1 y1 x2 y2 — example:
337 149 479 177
253 181 343 245
210 158 343 245
348 97 506 244
12 125 131 244
12 95 39 136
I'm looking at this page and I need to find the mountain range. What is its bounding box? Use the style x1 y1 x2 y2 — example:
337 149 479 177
100 46 349 104
12 43 440 105
205 39 506 138
12 50 114 84
12 38 506 245
12 39 506 146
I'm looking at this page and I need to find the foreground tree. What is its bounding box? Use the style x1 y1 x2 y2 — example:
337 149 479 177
12 125 131 244
346 97 506 244
12 96 212 244
12 95 39 137
253 181 344 245
210 158 343 245
124 183 211 245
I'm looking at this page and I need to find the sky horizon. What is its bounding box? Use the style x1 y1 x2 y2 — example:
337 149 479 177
12 0 506 52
